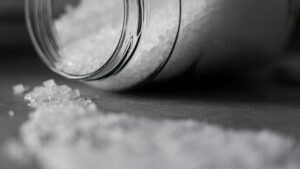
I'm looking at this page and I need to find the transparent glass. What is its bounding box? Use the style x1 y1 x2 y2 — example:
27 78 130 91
26 0 290 90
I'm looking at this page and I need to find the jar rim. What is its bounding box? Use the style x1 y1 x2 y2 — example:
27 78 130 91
25 0 145 80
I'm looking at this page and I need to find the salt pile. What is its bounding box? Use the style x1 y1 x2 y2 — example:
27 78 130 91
54 0 123 75
4 80 300 169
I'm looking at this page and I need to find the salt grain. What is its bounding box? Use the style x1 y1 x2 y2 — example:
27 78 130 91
24 80 80 108
13 84 29 95
8 111 15 117
4 80 300 169
43 79 56 87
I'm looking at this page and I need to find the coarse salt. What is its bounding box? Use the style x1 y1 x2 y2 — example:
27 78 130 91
4 80 300 169
13 84 29 95
8 111 15 117
55 0 123 75
43 79 56 87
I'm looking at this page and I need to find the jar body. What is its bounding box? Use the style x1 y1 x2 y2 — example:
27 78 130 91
26 0 290 90
159 0 290 79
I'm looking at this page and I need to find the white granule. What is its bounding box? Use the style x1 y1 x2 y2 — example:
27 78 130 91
13 84 29 95
4 80 300 169
8 111 15 117
43 79 56 87
24 79 81 108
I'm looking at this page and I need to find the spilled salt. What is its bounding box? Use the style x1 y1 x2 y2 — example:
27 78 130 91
4 80 300 169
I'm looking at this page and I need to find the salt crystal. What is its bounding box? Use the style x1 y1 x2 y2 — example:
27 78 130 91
8 111 15 117
87 103 97 111
43 79 56 87
13 84 29 95
24 79 81 108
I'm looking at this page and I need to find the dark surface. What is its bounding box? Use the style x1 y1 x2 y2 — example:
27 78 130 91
1 55 300 169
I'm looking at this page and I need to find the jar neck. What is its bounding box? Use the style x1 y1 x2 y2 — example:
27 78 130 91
26 0 182 81
26 0 145 80
86 0 146 80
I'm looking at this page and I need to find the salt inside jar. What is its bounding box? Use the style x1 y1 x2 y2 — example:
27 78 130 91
26 0 290 90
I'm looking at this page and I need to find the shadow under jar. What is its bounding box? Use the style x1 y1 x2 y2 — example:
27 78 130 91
26 0 290 91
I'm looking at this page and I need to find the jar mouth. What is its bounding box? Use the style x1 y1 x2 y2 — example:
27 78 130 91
26 0 144 80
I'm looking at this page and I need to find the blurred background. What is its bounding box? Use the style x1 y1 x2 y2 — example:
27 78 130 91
0 1 35 59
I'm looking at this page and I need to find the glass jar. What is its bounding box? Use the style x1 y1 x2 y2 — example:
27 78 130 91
26 0 290 90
